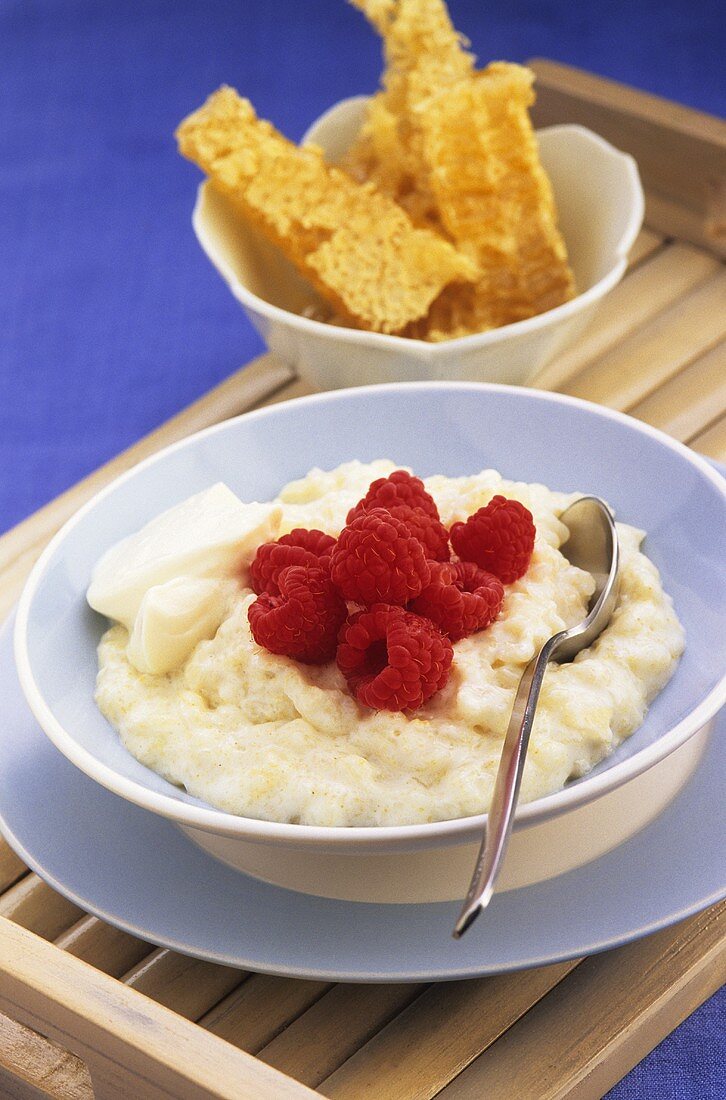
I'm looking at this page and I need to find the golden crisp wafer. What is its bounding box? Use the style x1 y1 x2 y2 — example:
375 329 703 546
346 5 575 340
345 0 473 224
176 87 476 334
409 63 574 338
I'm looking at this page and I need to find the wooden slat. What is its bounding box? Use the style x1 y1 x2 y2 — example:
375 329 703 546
533 241 720 391
629 341 726 440
562 271 726 410
690 412 726 462
0 354 293 619
201 975 331 1053
319 961 580 1100
644 190 726 262
530 59 726 257
124 949 246 1020
54 916 152 979
0 918 317 1100
258 982 427 1088
626 227 665 268
0 841 27 895
0 878 84 942
436 903 726 1100
0 1013 92 1100
257 376 317 406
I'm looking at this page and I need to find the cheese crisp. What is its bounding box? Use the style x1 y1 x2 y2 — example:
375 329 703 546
345 0 475 228
176 88 476 334
95 462 684 828
176 0 577 341
405 64 576 339
346 2 575 337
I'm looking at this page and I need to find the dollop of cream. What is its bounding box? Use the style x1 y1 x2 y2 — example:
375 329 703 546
88 482 281 673
127 576 235 675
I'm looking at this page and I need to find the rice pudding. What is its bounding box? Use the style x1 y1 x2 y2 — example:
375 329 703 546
92 460 684 827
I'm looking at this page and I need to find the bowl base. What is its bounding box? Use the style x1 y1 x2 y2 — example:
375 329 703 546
178 721 710 904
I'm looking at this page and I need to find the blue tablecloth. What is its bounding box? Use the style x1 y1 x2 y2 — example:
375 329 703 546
1 2 723 1092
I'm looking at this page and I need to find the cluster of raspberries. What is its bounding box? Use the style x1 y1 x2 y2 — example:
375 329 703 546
247 471 535 712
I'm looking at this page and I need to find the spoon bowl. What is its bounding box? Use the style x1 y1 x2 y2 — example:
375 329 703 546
553 496 621 662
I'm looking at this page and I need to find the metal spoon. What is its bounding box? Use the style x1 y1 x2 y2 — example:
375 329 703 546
453 496 621 939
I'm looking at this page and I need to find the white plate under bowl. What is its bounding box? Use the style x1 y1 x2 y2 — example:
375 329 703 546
13 385 726 904
192 96 644 389
0 615 724 981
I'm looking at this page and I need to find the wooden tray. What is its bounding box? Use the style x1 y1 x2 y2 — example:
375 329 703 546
1 61 724 1099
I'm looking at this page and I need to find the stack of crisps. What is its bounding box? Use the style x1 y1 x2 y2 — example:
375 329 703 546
177 0 575 341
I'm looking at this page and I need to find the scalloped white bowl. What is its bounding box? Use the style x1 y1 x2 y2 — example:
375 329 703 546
14 384 726 904
192 96 644 390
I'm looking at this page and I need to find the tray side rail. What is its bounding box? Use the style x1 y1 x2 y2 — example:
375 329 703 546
0 917 317 1100
529 59 726 258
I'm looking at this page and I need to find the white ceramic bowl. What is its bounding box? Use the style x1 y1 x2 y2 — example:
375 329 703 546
192 96 644 390
14 384 726 904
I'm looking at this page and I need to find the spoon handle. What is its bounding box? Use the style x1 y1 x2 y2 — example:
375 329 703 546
453 634 560 938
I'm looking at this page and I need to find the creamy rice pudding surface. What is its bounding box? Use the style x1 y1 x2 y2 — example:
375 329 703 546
94 461 684 826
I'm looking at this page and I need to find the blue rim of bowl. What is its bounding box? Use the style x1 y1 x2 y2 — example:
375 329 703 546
14 382 726 849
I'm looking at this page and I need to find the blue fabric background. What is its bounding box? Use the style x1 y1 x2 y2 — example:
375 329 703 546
0 2 723 1092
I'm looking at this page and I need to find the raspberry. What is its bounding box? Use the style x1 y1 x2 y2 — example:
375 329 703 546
347 470 439 523
248 564 346 664
250 529 336 595
280 528 336 557
347 471 450 562
345 468 448 563
330 508 431 606
337 604 453 710
386 504 450 561
410 561 504 641
450 495 536 583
